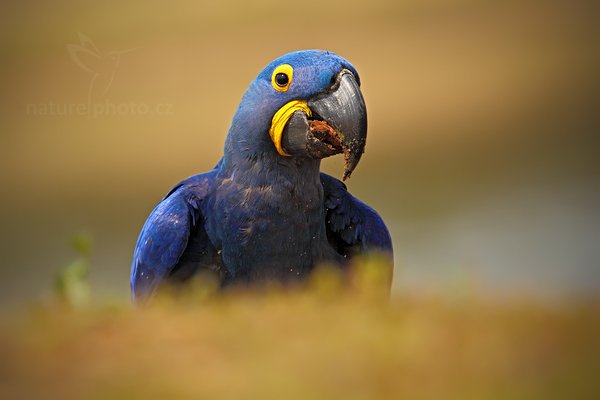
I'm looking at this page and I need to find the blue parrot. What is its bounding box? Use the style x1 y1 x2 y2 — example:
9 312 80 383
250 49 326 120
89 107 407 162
131 50 393 303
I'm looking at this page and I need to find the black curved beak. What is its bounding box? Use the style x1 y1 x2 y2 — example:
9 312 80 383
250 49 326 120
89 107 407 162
281 70 367 180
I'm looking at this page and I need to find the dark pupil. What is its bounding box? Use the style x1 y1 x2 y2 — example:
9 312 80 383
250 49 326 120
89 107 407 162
275 73 289 87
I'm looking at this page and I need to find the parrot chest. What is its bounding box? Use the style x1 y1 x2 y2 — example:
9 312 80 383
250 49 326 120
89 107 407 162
211 178 333 282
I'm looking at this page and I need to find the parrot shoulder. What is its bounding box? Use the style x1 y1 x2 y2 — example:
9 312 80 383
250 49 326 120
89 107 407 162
320 173 393 258
130 169 217 303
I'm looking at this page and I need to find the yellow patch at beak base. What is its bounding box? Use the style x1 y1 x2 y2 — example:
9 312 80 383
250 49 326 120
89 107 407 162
269 100 312 156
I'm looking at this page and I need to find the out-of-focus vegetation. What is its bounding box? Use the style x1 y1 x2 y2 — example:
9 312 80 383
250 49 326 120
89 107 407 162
53 232 93 307
2 266 599 400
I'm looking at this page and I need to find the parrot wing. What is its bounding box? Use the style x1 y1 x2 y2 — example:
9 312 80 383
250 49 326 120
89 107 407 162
130 171 217 303
321 173 393 258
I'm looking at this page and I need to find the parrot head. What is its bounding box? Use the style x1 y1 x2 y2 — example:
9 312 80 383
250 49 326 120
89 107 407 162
225 50 367 180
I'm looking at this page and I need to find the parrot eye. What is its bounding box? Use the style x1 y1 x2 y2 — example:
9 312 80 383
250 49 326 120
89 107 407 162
275 73 289 87
271 64 294 92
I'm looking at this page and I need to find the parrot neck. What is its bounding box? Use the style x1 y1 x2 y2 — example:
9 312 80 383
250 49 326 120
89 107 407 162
220 83 323 191
220 141 323 192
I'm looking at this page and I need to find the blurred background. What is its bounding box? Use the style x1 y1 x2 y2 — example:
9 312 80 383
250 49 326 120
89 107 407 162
1 0 598 308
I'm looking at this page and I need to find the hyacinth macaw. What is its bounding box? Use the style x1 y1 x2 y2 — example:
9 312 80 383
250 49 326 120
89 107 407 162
131 50 393 303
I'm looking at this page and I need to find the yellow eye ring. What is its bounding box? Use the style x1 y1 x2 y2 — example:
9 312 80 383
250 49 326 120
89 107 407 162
271 64 293 92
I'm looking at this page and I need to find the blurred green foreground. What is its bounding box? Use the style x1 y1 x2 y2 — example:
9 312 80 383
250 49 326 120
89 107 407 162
2 264 599 400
